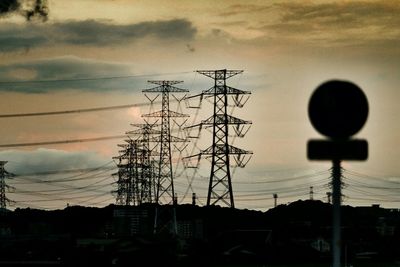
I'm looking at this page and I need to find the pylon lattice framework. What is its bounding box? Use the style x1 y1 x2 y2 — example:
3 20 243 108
142 81 189 204
0 161 13 210
113 140 139 205
185 69 252 208
113 121 161 206
126 123 160 204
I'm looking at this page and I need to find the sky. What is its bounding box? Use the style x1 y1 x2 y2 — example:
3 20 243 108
0 0 399 210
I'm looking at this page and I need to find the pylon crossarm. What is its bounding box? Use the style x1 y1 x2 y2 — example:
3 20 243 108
201 114 252 125
168 110 190 117
201 144 251 155
126 128 161 135
131 121 159 128
147 80 183 86
143 85 188 93
149 135 186 143
202 85 250 95
142 110 189 118
196 70 243 79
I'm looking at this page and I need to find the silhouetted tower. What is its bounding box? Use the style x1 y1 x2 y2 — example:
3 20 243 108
326 192 332 204
142 81 189 204
187 70 252 208
192 193 196 205
0 161 12 210
309 186 314 200
127 123 160 204
113 140 139 205
273 193 278 208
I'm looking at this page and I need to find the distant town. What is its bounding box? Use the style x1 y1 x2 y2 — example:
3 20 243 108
1 200 399 266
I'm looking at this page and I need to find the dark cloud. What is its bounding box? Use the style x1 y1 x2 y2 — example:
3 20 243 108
25 0 49 22
0 56 141 93
0 18 197 52
0 0 48 21
0 148 108 175
0 0 20 15
54 19 196 45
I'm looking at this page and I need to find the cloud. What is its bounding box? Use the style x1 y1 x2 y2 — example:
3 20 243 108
0 0 48 21
0 18 197 52
0 0 20 16
218 4 272 17
259 1 400 43
0 56 142 93
25 0 49 22
54 19 196 45
0 148 109 174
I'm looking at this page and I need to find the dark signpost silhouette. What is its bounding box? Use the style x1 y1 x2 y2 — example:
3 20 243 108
307 80 369 267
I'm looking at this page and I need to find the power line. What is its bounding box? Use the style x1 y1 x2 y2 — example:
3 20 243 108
234 170 330 184
13 161 115 176
0 102 153 118
0 71 192 85
0 135 126 148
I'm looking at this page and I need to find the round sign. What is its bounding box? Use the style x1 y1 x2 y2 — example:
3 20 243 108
308 80 369 139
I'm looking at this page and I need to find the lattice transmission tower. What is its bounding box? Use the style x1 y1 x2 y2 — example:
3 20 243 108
0 161 14 210
113 127 159 206
184 69 252 208
113 139 138 205
142 81 189 204
126 123 160 204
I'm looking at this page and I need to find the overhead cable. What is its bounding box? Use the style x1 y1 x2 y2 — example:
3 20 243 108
0 135 126 148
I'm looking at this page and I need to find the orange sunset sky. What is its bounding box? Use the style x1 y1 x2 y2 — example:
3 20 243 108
0 0 399 210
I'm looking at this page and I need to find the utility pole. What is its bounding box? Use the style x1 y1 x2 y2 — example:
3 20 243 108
308 80 369 267
184 69 252 208
309 186 314 200
326 192 332 204
192 193 196 205
332 160 342 267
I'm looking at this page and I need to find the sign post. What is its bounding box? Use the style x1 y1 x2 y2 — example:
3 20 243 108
307 80 369 267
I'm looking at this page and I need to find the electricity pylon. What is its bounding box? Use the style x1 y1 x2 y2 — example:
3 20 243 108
113 139 138 205
142 81 189 205
184 69 252 208
126 123 160 204
0 161 14 211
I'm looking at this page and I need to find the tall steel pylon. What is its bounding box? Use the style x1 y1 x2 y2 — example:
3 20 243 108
142 81 189 204
126 123 160 204
0 161 13 210
113 140 138 205
184 69 252 208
